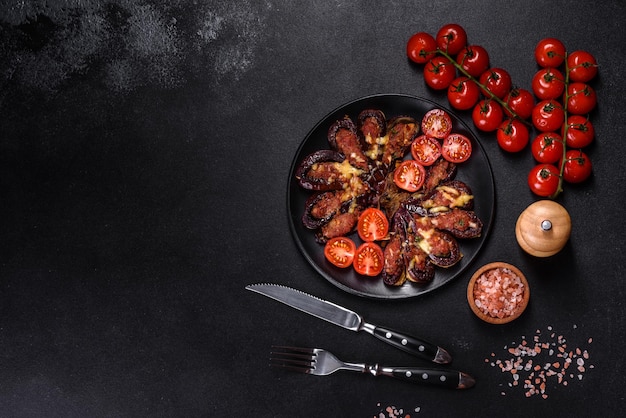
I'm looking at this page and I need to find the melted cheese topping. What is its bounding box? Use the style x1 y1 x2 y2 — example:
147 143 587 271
417 228 435 253
436 186 474 208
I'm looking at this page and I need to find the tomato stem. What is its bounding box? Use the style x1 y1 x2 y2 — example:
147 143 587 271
550 52 570 199
436 49 532 128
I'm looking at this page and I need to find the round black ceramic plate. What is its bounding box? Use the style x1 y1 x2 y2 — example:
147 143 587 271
287 94 495 299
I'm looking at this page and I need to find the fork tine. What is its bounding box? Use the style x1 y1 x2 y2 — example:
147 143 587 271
269 346 316 373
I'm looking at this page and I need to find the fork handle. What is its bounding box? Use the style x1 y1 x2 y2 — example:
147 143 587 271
375 366 475 389
367 324 452 364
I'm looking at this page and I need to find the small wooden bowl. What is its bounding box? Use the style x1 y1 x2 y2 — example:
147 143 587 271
467 262 530 324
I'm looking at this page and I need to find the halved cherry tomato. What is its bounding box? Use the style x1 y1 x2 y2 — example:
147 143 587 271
479 68 512 99
393 160 426 192
528 164 560 197
353 242 385 276
531 132 564 164
411 135 442 166
357 208 389 242
456 45 490 77
436 23 467 55
562 149 592 183
534 38 566 68
324 237 356 268
407 32 437 64
496 119 529 153
441 133 472 163
421 108 452 139
566 82 597 115
564 115 594 148
567 50 598 83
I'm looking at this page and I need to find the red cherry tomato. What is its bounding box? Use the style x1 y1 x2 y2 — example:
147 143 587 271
531 132 564 164
504 88 535 120
357 208 389 242
407 32 437 64
528 164 560 197
567 50 598 82
456 45 490 77
324 237 356 268
423 56 456 90
447 76 480 110
421 108 452 139
534 38 566 67
411 135 442 166
566 82 597 115
562 149 592 183
353 242 385 276
393 160 426 192
441 133 472 163
532 99 565 132
436 23 468 55
472 99 503 132
531 67 565 100
564 115 594 148
496 119 529 153
479 68 512 99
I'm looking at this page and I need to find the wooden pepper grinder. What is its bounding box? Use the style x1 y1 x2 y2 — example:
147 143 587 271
515 200 571 257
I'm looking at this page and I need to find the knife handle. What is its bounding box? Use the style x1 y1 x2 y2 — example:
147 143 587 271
375 366 475 389
368 324 452 364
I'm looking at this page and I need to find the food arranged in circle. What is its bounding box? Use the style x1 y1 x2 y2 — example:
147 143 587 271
294 106 484 287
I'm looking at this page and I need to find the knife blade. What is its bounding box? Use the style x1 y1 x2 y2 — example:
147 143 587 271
245 283 452 364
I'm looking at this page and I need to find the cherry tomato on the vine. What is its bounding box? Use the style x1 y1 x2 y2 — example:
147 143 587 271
504 88 535 120
407 32 438 64
566 82 597 115
472 99 503 132
528 163 560 197
393 160 426 192
567 50 598 83
411 135 442 166
531 132 564 164
421 108 452 139
353 242 385 276
561 149 592 183
324 236 356 268
531 67 565 100
424 56 456 90
534 38 566 68
441 133 472 163
447 76 480 110
532 99 565 132
564 115 594 148
479 68 512 99
496 119 529 153
456 45 490 78
436 23 468 55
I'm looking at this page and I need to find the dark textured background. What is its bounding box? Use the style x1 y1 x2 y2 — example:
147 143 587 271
1 1 625 417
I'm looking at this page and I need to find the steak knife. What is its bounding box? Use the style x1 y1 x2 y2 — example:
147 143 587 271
245 283 452 364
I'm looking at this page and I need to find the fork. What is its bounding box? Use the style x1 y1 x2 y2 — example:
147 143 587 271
270 346 475 389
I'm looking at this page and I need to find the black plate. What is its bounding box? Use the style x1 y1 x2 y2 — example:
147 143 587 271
287 94 495 299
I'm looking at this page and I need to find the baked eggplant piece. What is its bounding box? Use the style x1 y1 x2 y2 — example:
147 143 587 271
327 116 369 170
418 180 475 212
427 208 483 239
295 150 363 191
381 116 419 167
358 109 387 162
